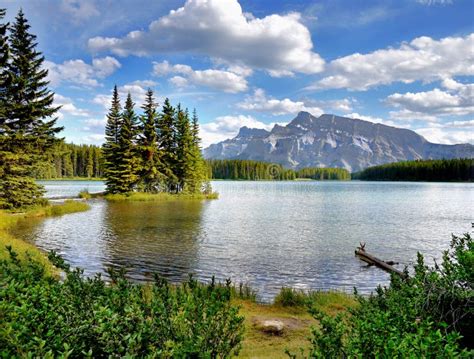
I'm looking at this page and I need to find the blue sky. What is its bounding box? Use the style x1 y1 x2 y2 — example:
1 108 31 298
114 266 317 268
1 0 472 146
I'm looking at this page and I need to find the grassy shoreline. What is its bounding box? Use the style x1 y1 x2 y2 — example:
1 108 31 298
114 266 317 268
103 191 219 201
0 200 90 273
1 198 359 357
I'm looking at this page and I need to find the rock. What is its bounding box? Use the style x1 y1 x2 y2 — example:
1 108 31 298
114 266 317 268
257 320 285 335
203 112 474 172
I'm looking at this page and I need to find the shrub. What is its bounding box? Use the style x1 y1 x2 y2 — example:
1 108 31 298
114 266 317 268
274 287 308 307
0 249 245 357
78 189 91 199
293 233 474 358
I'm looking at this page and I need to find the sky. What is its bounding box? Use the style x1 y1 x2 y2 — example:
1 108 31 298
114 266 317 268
0 0 472 147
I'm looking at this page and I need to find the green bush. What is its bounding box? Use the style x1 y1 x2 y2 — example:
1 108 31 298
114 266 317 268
0 249 244 357
78 189 91 199
274 287 308 307
294 233 474 358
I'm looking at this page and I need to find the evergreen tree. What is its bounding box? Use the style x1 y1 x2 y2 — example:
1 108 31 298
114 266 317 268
187 109 208 193
157 98 178 192
0 9 62 209
116 93 139 192
0 8 9 126
175 106 193 192
102 86 122 193
137 89 166 192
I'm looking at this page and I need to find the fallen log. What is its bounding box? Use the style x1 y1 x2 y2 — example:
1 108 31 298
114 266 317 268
355 242 406 278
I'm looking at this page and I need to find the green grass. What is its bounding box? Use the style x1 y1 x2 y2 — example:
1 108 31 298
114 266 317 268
104 191 219 201
235 290 357 358
37 177 105 181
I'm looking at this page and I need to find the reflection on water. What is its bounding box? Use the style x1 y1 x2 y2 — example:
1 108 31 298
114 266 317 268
13 181 474 301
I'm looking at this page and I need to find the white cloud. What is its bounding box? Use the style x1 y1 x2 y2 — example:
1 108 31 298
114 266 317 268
200 115 283 147
89 0 324 75
309 33 474 91
60 0 100 22
92 80 157 109
416 0 453 5
153 61 248 93
46 56 121 87
237 89 323 116
345 112 399 127
415 127 473 145
82 118 107 132
54 94 90 119
386 79 474 121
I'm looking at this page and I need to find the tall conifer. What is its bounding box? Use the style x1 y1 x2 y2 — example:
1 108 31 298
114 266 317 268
0 9 62 208
102 86 122 193
157 98 178 192
137 89 166 192
116 93 139 192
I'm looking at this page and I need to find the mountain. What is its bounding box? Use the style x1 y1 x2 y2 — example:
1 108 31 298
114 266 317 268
203 112 474 172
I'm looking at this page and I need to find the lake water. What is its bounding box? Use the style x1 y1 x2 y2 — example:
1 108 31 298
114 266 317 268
13 180 474 301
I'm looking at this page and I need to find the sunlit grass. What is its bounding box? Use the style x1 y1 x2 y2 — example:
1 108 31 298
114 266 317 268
104 191 219 201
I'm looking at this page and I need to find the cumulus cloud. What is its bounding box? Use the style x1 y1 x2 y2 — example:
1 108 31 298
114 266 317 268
88 0 324 75
237 89 324 116
200 115 283 147
415 127 473 145
345 112 399 127
386 79 474 121
93 80 157 109
308 33 474 91
153 61 248 93
54 94 90 119
416 0 453 5
60 0 100 22
45 56 121 87
82 118 107 132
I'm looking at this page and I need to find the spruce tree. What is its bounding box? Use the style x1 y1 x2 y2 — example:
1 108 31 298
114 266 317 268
116 93 139 192
102 86 122 193
175 106 193 192
0 8 9 126
157 98 178 192
137 89 166 192
188 109 208 194
0 9 62 209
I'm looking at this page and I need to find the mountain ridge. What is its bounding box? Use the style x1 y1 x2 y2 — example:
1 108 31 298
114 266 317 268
203 112 474 172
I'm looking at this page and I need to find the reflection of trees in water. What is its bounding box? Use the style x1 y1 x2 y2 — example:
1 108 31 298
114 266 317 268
103 200 205 282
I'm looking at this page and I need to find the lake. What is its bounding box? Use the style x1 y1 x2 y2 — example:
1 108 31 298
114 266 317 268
13 180 474 301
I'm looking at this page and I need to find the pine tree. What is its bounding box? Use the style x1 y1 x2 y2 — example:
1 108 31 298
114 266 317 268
0 8 9 126
186 109 208 193
102 86 122 193
175 106 194 192
157 98 178 192
137 89 166 192
116 93 139 192
0 9 62 209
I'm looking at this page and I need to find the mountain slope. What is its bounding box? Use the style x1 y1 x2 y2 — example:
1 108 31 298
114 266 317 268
203 112 474 172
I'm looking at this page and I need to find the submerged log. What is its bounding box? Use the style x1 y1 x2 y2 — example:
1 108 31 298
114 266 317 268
355 243 406 278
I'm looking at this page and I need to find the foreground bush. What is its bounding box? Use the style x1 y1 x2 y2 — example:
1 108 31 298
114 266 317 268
295 233 473 358
0 249 244 357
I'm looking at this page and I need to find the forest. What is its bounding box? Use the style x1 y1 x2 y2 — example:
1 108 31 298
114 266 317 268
207 159 351 180
33 143 103 179
353 158 473 181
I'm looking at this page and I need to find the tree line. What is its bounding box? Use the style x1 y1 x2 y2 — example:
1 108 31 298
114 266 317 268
207 159 351 180
34 143 103 179
0 9 63 209
352 158 473 181
102 87 209 194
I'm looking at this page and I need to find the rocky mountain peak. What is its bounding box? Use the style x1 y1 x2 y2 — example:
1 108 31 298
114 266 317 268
203 112 474 172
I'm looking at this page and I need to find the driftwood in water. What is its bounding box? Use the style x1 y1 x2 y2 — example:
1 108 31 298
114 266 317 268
355 242 406 278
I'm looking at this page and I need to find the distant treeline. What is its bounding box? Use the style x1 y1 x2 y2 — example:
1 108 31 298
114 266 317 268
352 158 473 181
34 143 103 179
207 159 351 180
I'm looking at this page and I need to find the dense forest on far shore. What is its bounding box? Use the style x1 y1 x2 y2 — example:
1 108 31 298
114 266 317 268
207 159 351 180
352 158 473 182
34 143 103 179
